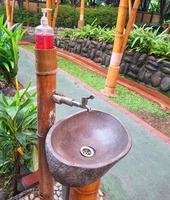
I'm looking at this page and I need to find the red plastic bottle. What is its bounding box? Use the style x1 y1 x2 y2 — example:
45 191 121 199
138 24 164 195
35 9 54 50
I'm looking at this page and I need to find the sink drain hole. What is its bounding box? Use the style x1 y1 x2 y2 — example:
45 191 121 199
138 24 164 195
80 146 95 158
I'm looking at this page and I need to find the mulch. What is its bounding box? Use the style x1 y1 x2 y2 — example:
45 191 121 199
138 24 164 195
135 111 170 137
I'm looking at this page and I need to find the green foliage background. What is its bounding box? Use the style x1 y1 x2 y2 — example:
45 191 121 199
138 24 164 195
0 5 118 28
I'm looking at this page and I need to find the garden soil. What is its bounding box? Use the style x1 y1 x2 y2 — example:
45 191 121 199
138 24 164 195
136 111 170 137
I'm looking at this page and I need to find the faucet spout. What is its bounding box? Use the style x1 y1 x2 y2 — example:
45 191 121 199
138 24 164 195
52 93 94 112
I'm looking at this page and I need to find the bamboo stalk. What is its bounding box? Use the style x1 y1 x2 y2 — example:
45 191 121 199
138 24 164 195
121 0 141 52
78 0 85 28
51 0 55 7
128 0 132 16
46 0 52 26
11 0 15 26
52 0 60 29
70 180 100 200
36 49 57 200
6 0 11 28
103 0 128 96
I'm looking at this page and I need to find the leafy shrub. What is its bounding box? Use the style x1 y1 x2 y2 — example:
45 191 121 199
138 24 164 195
60 24 170 60
84 6 118 28
60 23 115 42
0 16 26 82
128 25 170 59
57 5 79 28
127 25 157 53
0 83 37 195
0 5 117 28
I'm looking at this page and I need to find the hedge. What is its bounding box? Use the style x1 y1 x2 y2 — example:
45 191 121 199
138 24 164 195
0 5 118 28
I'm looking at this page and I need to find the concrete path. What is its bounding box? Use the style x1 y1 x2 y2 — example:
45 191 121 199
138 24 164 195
18 48 170 200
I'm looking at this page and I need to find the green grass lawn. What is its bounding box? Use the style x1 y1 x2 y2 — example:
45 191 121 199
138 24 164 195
20 45 169 117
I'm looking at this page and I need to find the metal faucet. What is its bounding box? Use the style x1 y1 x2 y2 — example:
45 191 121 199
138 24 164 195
52 93 94 112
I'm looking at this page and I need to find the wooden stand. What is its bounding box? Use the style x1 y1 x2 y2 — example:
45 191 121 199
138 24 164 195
35 48 100 200
70 180 100 200
36 48 57 200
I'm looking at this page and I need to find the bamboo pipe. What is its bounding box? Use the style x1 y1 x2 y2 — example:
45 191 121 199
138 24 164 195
6 0 11 28
128 0 132 16
52 0 55 7
69 180 100 200
46 0 52 26
103 0 128 96
121 0 141 52
52 0 60 29
36 49 57 200
78 0 85 28
11 0 15 26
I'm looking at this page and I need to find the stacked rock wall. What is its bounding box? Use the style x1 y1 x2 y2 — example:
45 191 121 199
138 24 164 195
56 38 170 94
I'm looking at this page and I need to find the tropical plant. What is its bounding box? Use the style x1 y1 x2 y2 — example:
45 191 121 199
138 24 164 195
127 25 157 53
60 24 170 60
0 16 26 82
148 0 160 12
128 25 170 59
0 82 37 195
60 23 115 43
0 5 118 28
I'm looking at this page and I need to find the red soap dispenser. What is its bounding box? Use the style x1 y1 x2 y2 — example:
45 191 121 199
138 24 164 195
35 8 54 49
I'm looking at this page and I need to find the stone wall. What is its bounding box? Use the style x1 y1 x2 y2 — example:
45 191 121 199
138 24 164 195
55 38 170 94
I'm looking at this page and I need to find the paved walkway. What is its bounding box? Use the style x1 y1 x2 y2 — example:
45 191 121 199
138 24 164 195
18 48 170 200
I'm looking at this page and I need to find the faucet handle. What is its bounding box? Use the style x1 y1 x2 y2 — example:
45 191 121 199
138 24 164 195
81 95 94 106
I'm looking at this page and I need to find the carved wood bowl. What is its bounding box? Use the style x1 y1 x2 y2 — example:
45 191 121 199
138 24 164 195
45 110 132 187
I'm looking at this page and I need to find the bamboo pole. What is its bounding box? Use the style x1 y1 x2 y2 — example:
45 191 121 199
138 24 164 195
46 0 52 26
102 0 128 96
128 0 132 16
11 0 15 26
78 0 85 28
52 0 55 7
52 0 60 29
121 0 141 52
6 0 11 28
70 180 100 200
36 49 57 200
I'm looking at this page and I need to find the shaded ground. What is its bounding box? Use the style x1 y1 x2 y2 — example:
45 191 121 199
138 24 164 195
136 111 170 137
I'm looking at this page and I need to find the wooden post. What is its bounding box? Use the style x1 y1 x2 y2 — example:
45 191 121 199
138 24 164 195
121 0 141 52
52 0 60 29
11 0 15 26
6 0 11 28
70 180 100 200
128 0 132 16
46 0 52 26
102 0 128 96
78 0 85 28
103 0 141 96
36 48 57 200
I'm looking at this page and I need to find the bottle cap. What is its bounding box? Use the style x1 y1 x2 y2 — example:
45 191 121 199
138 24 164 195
41 8 48 26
